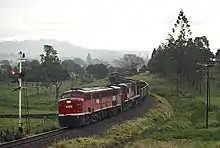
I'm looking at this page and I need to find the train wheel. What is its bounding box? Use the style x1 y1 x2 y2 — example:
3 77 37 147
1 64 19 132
135 99 140 106
122 103 127 111
128 101 132 108
91 113 98 123
102 110 107 118
132 100 137 107
85 115 91 125
98 111 103 121
111 107 118 116
77 116 85 127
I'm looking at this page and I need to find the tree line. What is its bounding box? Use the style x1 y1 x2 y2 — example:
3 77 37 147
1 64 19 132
0 45 147 84
147 9 217 90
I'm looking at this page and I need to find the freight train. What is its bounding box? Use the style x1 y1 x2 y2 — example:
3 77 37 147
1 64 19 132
58 73 149 128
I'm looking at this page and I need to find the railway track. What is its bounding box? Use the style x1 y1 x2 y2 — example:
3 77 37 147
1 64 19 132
0 114 57 119
0 127 69 148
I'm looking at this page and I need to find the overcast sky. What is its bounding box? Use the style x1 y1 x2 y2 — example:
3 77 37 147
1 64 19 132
0 0 219 53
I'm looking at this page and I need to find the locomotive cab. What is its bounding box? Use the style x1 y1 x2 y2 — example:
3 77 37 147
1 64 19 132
59 91 84 115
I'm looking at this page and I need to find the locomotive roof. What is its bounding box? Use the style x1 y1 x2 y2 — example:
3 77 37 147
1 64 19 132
110 85 121 89
63 86 120 94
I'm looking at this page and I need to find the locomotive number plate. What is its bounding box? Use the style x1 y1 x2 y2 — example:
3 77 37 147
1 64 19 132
66 105 73 108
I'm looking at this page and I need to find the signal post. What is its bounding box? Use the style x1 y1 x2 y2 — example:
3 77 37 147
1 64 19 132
12 51 26 132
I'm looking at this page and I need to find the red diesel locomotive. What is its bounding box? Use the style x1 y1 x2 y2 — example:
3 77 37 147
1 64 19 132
58 80 148 128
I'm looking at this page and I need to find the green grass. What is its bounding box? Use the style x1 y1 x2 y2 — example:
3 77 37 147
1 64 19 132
178 71 220 107
0 118 58 134
0 118 58 142
51 73 220 148
124 139 220 148
0 82 58 114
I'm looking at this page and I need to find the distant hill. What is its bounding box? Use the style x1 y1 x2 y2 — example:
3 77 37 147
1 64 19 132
0 39 151 64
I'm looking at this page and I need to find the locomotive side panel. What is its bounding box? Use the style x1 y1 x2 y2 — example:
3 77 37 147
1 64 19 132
92 92 103 111
100 89 115 109
83 94 93 113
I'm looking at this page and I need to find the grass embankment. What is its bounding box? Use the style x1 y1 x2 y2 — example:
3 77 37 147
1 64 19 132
130 74 220 147
53 73 220 148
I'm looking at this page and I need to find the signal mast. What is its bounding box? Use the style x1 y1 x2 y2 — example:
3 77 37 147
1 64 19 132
12 51 26 132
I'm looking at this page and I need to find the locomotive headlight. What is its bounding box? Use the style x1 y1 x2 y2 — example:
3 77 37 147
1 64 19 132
66 100 71 104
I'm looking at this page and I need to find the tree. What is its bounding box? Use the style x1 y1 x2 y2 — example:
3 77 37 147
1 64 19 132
61 59 85 76
40 45 68 98
0 60 12 82
86 53 93 65
108 65 118 73
73 58 86 66
21 60 41 95
172 9 192 37
215 49 220 70
92 58 101 64
40 45 68 82
148 9 214 89
215 49 220 61
22 60 41 82
86 64 109 80
139 65 148 73
114 54 145 71
151 48 157 58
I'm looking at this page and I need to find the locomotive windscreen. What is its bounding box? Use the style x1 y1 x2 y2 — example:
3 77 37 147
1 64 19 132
60 92 84 99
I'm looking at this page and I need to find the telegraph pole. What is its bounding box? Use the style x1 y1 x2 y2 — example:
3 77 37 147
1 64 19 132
206 68 209 129
197 58 218 129
174 74 180 99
